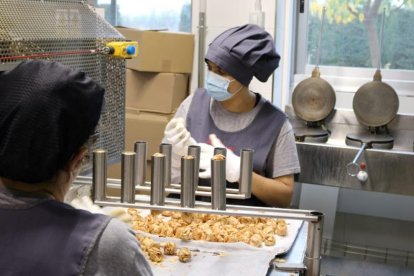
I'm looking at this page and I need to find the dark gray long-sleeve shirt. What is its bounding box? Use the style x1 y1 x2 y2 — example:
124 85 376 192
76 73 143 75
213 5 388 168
0 187 153 276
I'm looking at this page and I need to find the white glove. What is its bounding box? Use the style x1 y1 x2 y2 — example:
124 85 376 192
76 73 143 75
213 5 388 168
70 196 131 224
70 195 103 214
209 134 241 183
102 207 132 224
164 117 196 156
198 142 215 179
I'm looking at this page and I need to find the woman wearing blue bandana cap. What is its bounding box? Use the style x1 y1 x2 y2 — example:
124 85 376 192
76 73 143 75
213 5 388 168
163 24 300 208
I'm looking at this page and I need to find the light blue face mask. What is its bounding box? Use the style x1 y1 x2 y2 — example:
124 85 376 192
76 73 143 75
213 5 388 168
205 71 238 101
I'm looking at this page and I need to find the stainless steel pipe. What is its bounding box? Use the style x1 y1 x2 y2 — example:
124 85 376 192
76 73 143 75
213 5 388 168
151 153 165 205
197 10 206 88
239 149 254 198
181 155 195 208
134 141 147 186
211 157 226 210
92 149 107 201
304 211 324 276
121 151 136 203
160 143 172 187
214 147 227 157
187 145 201 189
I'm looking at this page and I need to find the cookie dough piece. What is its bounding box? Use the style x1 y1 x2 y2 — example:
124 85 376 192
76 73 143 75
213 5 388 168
163 242 177 255
264 234 276 246
147 245 163 263
249 233 263 247
178 248 192 263
276 223 287 236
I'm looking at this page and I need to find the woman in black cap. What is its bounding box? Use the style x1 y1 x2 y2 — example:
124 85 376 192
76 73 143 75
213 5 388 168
164 24 300 207
0 60 152 276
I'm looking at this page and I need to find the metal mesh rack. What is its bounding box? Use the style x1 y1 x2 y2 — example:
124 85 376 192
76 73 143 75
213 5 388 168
0 0 126 166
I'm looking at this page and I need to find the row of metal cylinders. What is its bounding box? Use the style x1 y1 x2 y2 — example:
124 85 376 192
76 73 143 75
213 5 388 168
92 141 254 210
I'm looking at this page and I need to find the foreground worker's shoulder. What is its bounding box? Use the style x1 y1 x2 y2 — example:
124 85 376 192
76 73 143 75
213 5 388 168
83 218 153 276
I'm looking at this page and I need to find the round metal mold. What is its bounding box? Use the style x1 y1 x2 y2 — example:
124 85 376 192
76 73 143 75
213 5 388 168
292 72 336 123
353 80 399 128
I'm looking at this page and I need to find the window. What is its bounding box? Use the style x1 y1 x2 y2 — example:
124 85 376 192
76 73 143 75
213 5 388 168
294 0 414 112
306 1 414 70
91 0 192 32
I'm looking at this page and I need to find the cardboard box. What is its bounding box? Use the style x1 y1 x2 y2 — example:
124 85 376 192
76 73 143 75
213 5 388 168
107 161 152 181
126 69 188 114
125 109 173 160
107 108 173 182
116 27 194 74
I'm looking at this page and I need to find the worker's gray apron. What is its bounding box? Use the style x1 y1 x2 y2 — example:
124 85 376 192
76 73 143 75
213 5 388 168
187 88 286 206
0 196 110 276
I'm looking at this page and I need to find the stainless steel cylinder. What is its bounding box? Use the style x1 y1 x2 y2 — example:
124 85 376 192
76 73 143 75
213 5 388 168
151 153 165 205
304 211 324 276
181 155 195 208
239 149 254 198
197 12 206 88
214 147 227 157
211 157 226 210
160 143 172 187
187 145 201 189
134 141 147 186
92 149 107 201
121 151 136 203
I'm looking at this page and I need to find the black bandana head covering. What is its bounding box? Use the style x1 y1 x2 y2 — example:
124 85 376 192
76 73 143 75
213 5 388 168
0 60 105 183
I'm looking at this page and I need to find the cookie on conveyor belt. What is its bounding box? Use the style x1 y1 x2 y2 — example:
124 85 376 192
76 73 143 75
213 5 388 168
178 248 192 263
162 242 177 255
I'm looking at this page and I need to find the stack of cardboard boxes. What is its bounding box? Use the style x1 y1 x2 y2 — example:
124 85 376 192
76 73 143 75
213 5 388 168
108 27 195 180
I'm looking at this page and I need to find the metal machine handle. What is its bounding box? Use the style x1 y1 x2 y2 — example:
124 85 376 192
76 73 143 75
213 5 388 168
315 6 326 67
346 143 367 176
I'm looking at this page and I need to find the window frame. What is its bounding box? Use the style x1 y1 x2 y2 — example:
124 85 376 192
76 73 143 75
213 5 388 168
293 1 414 103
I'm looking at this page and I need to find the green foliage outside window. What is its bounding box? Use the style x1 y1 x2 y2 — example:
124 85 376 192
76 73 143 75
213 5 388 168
308 0 414 70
